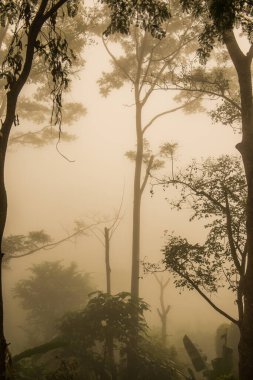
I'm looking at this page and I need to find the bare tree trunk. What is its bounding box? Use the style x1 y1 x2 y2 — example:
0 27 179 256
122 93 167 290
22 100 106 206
154 275 170 346
130 101 143 300
224 31 253 380
104 227 111 295
103 227 116 379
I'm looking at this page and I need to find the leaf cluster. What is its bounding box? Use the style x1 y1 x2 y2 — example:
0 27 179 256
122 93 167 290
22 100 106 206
98 8 197 99
14 261 93 343
58 291 181 379
60 291 149 350
179 0 253 61
3 230 51 259
171 63 241 128
161 155 247 294
99 0 171 39
0 0 89 146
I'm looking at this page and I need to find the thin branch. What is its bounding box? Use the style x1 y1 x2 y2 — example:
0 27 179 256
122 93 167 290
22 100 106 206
142 97 201 134
174 268 238 325
89 227 105 246
108 184 125 237
139 38 162 94
160 177 227 213
41 0 68 23
141 33 196 106
223 189 242 274
140 155 154 195
6 221 103 259
9 125 50 144
102 36 135 84
171 81 241 112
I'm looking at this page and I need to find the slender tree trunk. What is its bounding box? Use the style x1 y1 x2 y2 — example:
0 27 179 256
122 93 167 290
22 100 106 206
237 80 253 380
155 275 170 346
104 227 111 295
130 101 143 300
103 227 116 379
0 94 17 380
0 147 7 380
224 31 253 380
128 95 143 378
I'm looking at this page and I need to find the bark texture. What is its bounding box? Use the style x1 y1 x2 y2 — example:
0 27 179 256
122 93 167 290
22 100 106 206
225 30 253 380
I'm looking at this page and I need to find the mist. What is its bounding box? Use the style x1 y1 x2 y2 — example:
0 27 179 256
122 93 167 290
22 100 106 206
0 2 249 379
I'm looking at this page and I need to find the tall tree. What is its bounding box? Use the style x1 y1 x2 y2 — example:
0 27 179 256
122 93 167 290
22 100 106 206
98 7 199 373
154 155 246 375
98 1 199 303
0 1 81 377
175 3 253 379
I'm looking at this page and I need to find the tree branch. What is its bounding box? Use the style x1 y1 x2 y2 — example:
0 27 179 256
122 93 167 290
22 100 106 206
173 268 238 325
102 36 134 84
42 0 69 23
223 189 242 274
162 178 227 213
223 30 247 69
6 221 103 259
171 82 242 112
142 98 199 134
140 155 154 195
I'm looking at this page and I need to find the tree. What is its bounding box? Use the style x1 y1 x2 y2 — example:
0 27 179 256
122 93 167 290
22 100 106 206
13 261 93 345
98 0 199 303
77 208 124 379
0 2 173 376
57 291 181 380
98 5 200 374
155 155 246 374
58 291 150 379
0 1 82 377
175 3 253 379
0 2 89 148
86 196 124 295
153 273 171 346
0 1 174 378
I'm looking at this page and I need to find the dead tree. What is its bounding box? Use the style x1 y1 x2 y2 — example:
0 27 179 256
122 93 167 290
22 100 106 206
154 273 171 346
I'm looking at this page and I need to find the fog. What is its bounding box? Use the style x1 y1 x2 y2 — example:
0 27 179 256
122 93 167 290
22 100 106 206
3 30 241 377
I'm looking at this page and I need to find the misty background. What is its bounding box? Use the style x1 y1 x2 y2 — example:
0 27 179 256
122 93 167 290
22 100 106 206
4 31 240 360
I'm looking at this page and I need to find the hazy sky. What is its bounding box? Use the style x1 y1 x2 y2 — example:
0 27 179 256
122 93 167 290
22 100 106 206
4 27 242 355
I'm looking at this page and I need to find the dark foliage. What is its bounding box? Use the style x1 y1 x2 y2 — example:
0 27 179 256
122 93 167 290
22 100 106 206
99 0 171 39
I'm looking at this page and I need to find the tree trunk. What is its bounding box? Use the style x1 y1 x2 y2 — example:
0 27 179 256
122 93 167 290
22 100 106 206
156 276 170 347
128 97 143 378
224 31 253 380
0 3 68 377
104 227 111 295
130 101 143 300
0 95 17 380
103 228 116 378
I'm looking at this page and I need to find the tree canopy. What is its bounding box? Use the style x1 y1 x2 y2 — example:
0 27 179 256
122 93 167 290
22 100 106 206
179 0 253 62
14 261 93 345
159 155 247 325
